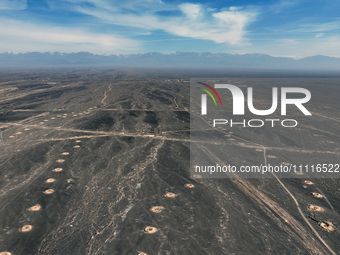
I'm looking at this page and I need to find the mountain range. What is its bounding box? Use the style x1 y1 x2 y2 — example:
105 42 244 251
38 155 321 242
1 52 340 70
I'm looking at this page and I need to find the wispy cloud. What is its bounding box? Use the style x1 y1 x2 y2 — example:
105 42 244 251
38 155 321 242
0 19 138 53
67 0 256 45
0 0 26 10
268 0 298 14
290 21 340 33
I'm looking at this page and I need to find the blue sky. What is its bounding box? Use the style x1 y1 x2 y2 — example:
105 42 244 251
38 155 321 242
0 0 340 57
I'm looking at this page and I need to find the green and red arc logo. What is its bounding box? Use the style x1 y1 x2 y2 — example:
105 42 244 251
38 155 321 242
197 82 223 106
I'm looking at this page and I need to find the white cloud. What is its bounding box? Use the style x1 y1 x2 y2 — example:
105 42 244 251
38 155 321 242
0 0 26 10
72 2 256 45
179 4 202 20
0 19 138 53
212 10 253 44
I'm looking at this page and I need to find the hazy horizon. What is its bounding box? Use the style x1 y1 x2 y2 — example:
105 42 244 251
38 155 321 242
1 51 340 72
1 51 340 59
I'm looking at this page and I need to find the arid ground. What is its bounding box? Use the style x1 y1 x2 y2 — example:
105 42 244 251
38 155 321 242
0 69 339 255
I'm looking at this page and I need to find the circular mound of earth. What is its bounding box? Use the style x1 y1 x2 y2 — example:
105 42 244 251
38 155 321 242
21 225 33 232
192 174 202 179
0 251 12 255
150 206 164 213
304 180 314 185
319 221 336 232
43 189 55 195
311 192 323 198
45 178 56 183
308 204 324 212
28 204 41 212
144 226 158 234
164 192 176 198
